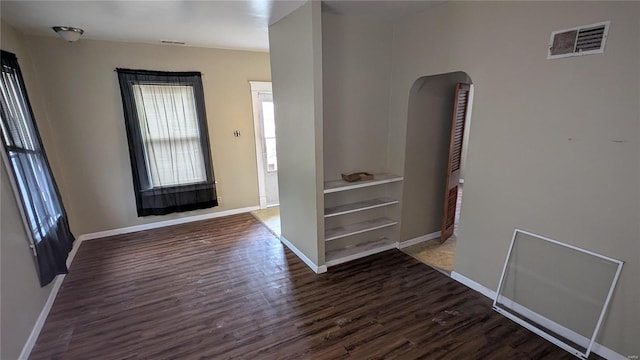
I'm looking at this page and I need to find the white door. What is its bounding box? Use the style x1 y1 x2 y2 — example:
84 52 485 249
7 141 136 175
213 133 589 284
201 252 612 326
250 82 278 208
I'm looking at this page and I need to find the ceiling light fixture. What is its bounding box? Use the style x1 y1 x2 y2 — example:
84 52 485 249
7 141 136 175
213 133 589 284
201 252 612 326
52 26 84 42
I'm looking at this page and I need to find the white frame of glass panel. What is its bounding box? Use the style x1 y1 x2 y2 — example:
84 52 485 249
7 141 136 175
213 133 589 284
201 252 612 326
493 228 623 359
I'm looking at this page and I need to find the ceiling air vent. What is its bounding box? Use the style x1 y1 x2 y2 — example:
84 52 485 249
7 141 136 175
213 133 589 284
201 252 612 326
161 40 186 45
547 21 609 60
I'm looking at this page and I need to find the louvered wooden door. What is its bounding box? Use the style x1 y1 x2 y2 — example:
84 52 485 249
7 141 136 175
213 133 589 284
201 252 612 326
441 83 471 243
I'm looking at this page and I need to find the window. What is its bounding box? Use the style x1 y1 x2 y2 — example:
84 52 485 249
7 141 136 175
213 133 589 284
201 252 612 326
261 100 277 172
0 50 75 286
117 69 217 216
132 84 207 187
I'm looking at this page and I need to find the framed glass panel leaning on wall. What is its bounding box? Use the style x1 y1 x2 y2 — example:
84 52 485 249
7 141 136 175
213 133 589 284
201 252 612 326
116 69 218 216
493 229 623 359
0 50 75 286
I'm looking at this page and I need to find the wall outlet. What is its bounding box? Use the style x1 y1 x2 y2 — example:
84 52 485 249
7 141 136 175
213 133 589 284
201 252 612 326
217 196 223 205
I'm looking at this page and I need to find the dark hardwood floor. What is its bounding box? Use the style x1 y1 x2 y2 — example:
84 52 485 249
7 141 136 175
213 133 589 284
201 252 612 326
31 213 577 360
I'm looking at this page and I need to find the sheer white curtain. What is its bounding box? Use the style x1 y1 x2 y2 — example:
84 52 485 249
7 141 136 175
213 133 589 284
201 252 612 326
133 84 206 188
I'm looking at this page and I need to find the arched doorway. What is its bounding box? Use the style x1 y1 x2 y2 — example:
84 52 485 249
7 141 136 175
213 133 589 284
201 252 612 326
400 71 474 274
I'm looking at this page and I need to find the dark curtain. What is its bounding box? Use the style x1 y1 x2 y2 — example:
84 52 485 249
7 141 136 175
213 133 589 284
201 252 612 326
116 69 217 216
0 50 75 287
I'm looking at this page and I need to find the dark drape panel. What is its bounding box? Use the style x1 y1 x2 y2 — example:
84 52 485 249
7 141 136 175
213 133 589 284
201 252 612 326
0 50 75 286
116 69 217 216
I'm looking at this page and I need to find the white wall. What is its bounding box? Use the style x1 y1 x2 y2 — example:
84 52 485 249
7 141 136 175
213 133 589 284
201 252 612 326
22 36 271 236
322 11 393 180
269 0 324 266
0 21 58 360
388 1 639 355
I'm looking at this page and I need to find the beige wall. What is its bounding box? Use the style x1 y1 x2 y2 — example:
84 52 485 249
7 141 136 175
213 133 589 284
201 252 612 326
23 35 271 235
400 72 470 242
322 12 393 180
0 21 58 360
269 0 324 265
388 1 639 355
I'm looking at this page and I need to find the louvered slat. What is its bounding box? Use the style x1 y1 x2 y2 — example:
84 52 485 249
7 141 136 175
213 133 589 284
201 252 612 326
451 106 466 172
442 82 470 243
445 186 458 228
575 25 605 52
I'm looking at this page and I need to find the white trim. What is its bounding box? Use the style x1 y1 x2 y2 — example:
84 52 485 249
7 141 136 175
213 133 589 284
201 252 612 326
279 235 327 274
18 280 64 360
249 81 273 209
18 235 84 360
450 271 626 360
249 81 272 92
396 231 441 249
81 206 259 241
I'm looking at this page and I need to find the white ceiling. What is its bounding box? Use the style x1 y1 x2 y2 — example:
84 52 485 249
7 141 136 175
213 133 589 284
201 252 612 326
323 0 442 20
0 1 440 52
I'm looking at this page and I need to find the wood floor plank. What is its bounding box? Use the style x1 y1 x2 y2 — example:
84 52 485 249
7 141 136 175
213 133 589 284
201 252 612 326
29 213 596 359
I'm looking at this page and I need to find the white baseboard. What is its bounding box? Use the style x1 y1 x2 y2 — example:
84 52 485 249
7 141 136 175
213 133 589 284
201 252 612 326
450 271 626 360
397 231 441 249
279 235 326 274
451 271 496 299
79 206 260 241
18 234 85 360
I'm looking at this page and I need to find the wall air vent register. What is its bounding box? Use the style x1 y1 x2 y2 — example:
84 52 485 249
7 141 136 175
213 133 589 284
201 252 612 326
548 21 610 60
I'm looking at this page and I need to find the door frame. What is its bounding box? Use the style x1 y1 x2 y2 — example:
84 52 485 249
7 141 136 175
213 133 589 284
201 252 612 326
250 81 273 209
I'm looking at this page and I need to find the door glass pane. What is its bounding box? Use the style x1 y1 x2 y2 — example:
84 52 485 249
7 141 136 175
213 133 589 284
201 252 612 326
261 100 277 172
265 138 277 172
262 101 275 138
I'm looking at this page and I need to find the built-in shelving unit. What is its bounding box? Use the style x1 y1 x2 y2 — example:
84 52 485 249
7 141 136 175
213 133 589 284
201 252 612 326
324 197 398 218
323 173 403 266
325 217 397 241
324 173 403 194
325 237 397 267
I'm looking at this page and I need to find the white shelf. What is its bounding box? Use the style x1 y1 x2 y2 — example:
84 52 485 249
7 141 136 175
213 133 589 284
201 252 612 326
326 237 396 267
325 217 397 241
324 197 398 218
324 173 403 194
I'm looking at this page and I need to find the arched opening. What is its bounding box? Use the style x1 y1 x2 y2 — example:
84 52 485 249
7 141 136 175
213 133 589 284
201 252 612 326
400 71 473 273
